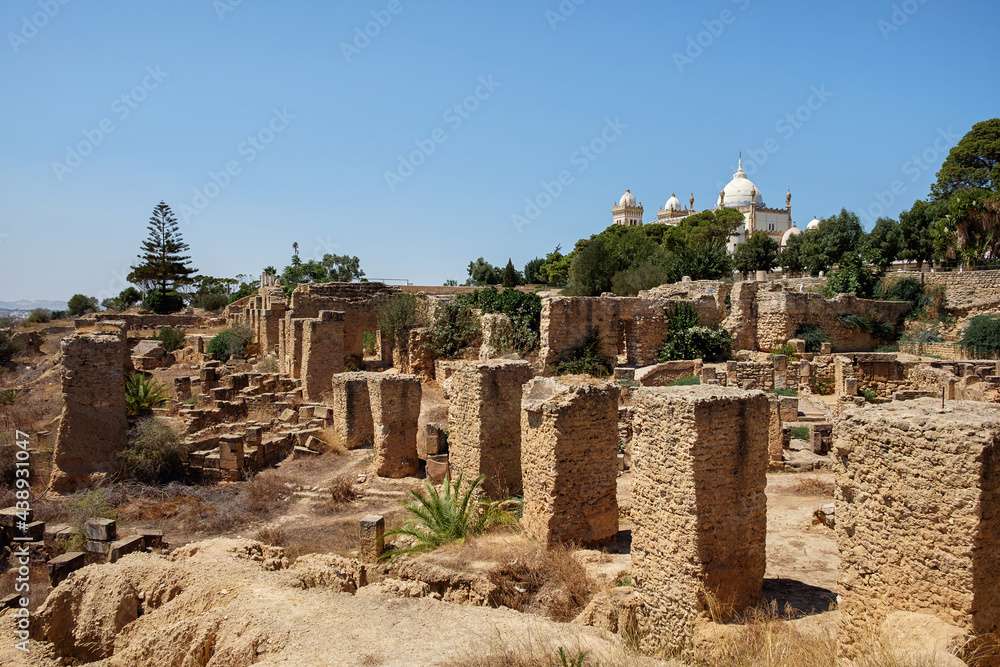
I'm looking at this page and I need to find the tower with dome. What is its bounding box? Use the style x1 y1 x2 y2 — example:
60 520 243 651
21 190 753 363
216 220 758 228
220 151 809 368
611 157 801 252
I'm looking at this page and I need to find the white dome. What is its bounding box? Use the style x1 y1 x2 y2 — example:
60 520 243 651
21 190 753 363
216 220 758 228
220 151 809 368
619 189 636 207
664 193 682 211
717 158 764 208
806 217 822 231
781 225 802 246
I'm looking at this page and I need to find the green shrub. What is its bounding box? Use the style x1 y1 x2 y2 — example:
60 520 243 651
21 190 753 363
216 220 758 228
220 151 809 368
26 308 51 324
154 327 187 353
459 286 542 355
837 311 896 343
198 292 229 313
144 289 185 315
790 426 810 440
0 332 23 362
667 375 701 387
125 372 169 415
423 301 481 359
119 418 188 484
381 473 519 560
861 389 878 403
551 330 612 378
772 387 798 397
362 330 377 356
796 324 831 353
257 356 279 373
65 489 116 550
377 292 420 355
659 303 731 363
207 324 255 361
344 354 363 372
67 294 99 317
961 315 1000 357
769 343 797 358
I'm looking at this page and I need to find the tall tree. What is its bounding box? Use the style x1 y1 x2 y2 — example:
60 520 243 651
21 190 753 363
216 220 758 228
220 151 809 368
322 254 365 282
128 202 197 292
898 199 945 270
733 232 779 276
501 259 518 288
778 233 807 276
931 119 1000 199
864 217 901 273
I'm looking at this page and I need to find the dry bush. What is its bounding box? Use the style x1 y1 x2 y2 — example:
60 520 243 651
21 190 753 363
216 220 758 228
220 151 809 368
697 602 838 667
317 427 347 455
255 524 287 547
243 471 291 513
790 476 835 497
446 630 643 667
283 520 360 562
327 475 359 505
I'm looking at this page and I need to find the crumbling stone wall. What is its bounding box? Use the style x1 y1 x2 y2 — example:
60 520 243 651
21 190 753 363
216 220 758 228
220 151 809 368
286 282 398 361
300 311 344 400
724 360 775 391
630 386 768 657
50 326 129 493
538 296 720 370
368 374 421 478
520 376 619 546
634 360 702 387
895 269 1000 317
724 282 911 352
834 400 1000 658
638 280 730 322
447 361 533 497
330 372 375 450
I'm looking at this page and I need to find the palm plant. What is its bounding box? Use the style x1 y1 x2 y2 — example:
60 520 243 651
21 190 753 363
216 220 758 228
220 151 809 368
125 372 170 416
381 472 519 560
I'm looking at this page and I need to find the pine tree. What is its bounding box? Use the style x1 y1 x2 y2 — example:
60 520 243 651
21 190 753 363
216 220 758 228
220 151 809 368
502 259 518 288
128 202 197 292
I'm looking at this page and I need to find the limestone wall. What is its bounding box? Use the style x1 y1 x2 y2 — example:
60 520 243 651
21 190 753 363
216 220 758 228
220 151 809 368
287 282 398 360
538 296 720 370
50 327 129 493
638 280 730 322
630 386 768 657
447 361 534 497
330 372 375 450
725 282 912 352
834 400 1000 657
520 377 619 546
300 311 345 400
368 374 421 478
895 269 1000 315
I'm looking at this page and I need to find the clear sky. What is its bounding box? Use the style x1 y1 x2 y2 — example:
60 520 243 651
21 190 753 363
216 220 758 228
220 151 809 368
1 0 998 303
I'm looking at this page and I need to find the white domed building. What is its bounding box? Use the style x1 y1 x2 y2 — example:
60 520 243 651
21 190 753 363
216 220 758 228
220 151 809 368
781 224 802 249
611 189 644 227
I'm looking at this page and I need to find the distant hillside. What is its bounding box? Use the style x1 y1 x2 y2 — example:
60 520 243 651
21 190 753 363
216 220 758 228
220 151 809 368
0 299 68 312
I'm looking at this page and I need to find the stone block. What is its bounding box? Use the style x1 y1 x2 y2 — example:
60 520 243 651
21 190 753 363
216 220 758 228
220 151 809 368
0 507 32 528
447 361 534 497
811 423 833 455
425 454 449 484
521 376 619 547
330 372 375 450
368 374 421 478
835 400 1000 659
140 530 164 549
84 518 116 542
778 396 799 422
359 514 385 564
630 385 768 658
47 551 87 587
109 535 146 563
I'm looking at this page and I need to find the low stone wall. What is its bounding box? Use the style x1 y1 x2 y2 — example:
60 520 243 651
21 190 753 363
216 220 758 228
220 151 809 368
834 400 1000 658
899 341 980 360
75 313 203 330
634 360 702 387
895 269 1000 315
520 376 619 546
630 386 768 657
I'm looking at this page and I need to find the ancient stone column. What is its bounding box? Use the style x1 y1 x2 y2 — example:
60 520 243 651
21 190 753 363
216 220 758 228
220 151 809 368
301 311 345 401
368 374 421 478
50 327 129 493
630 385 768 658
448 360 534 498
520 376 619 547
329 372 375 450
835 400 1000 659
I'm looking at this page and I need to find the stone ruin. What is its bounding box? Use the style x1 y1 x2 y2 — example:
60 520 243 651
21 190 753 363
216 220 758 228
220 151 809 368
834 399 999 660
446 360 534 497
49 325 129 493
520 376 619 547
368 374 422 478
630 385 768 657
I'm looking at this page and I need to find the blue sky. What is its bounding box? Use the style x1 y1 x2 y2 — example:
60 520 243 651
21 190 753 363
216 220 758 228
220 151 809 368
1 0 998 302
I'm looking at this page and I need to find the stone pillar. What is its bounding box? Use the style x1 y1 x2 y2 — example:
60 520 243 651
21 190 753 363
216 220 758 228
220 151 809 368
520 376 619 547
301 311 345 401
50 328 129 493
330 372 375 450
448 361 534 498
287 318 307 379
835 400 1000 659
219 434 245 481
368 374 421 478
359 514 385 564
630 386 768 658
767 394 784 469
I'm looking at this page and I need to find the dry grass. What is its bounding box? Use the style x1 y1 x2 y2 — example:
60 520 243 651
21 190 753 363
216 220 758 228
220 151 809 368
326 475 359 506
255 524 287 546
283 519 360 562
243 470 292 513
317 427 347 454
789 476 836 497
697 602 838 666
446 630 647 667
